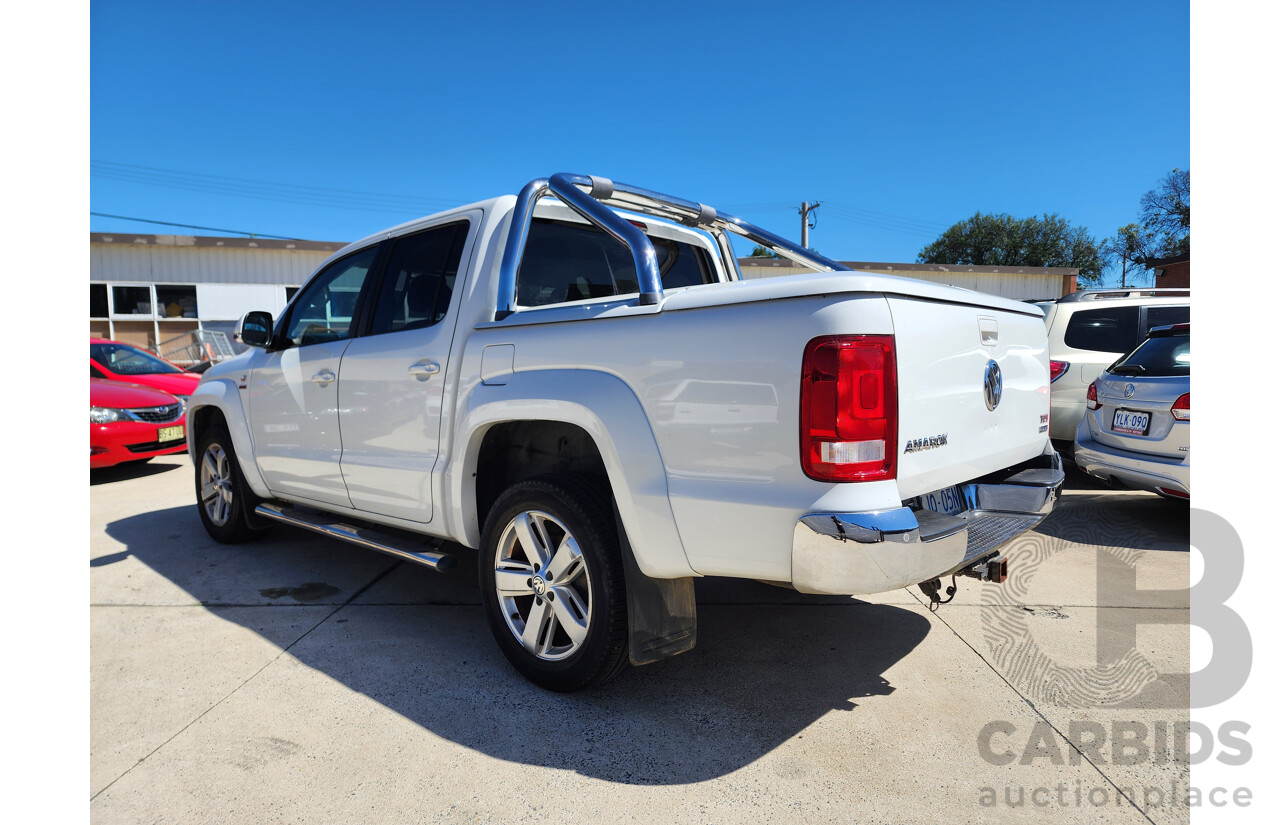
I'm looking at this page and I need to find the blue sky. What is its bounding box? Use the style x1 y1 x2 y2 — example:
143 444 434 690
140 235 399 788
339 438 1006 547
91 0 1188 279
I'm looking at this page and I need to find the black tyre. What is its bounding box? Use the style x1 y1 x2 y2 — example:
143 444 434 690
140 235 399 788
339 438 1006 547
194 418 262 544
478 474 629 692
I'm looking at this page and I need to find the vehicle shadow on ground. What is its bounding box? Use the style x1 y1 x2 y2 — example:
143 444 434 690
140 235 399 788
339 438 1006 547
104 506 933 785
1035 486 1189 554
91 459 184 486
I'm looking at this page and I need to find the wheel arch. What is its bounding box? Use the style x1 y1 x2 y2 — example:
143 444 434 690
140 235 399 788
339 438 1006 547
186 379 271 499
447 368 695 579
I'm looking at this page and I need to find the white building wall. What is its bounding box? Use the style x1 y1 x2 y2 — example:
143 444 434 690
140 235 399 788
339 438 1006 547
91 242 332 285
195 284 291 321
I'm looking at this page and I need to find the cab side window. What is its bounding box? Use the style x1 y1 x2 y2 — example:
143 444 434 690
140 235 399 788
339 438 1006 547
368 221 469 335
517 218 715 308
282 247 379 347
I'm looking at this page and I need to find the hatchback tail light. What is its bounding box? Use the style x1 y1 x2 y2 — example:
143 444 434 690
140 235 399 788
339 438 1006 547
800 335 897 482
1049 360 1069 383
1171 393 1190 421
1085 381 1099 410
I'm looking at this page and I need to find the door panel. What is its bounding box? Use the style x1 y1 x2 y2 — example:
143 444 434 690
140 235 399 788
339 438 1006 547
246 245 380 506
338 219 472 523
248 340 353 506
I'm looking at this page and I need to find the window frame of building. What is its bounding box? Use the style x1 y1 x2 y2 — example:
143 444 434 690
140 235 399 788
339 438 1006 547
109 284 157 319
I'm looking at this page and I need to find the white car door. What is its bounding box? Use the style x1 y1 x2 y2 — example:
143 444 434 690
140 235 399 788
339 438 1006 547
337 217 475 523
247 245 381 508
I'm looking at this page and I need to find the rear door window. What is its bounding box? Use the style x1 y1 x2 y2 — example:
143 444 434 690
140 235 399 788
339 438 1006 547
1141 304 1190 335
517 218 715 307
1063 306 1139 353
368 221 469 335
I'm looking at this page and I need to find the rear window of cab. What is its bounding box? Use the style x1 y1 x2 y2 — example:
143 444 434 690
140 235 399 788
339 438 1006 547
516 218 716 307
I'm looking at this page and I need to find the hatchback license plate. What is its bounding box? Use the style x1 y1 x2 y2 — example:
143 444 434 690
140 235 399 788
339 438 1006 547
920 486 966 515
158 425 185 443
1112 410 1150 436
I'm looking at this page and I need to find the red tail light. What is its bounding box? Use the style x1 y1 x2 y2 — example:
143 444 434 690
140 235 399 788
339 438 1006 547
1049 360 1069 383
800 335 897 482
1085 381 1099 410
1171 392 1190 421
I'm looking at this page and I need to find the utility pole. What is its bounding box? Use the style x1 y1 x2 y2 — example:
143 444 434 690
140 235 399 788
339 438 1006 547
799 201 820 248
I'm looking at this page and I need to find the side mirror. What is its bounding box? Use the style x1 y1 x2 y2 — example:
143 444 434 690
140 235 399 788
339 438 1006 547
236 311 274 348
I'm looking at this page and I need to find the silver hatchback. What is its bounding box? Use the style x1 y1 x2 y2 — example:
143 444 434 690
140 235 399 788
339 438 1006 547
1073 323 1190 499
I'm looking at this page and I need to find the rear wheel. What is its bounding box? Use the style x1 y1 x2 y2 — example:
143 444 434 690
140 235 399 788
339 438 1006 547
478 475 629 691
194 420 261 544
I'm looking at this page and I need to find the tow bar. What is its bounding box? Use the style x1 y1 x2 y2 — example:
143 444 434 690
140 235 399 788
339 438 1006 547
918 554 1009 610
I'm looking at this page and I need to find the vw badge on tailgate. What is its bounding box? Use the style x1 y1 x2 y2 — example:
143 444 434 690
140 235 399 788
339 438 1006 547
984 360 1003 411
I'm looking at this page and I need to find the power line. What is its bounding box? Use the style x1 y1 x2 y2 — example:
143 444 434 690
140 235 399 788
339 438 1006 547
823 201 950 230
91 160 464 216
89 212 299 240
821 210 940 238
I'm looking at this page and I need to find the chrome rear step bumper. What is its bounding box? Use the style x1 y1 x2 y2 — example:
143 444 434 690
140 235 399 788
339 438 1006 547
792 452 1063 595
254 503 457 572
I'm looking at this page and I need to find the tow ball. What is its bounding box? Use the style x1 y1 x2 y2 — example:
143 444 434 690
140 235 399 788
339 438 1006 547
918 554 1009 609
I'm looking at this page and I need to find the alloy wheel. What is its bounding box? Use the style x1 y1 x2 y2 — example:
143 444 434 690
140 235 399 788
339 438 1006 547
199 443 234 527
493 510 592 661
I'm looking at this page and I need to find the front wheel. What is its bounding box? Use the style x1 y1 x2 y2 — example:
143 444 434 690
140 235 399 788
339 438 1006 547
194 421 261 544
478 475 629 691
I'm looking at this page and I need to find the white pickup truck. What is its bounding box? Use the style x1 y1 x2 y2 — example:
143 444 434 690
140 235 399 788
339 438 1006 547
188 173 1063 691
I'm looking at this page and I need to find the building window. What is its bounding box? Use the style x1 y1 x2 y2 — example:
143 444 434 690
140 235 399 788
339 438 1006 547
156 285 199 318
90 284 109 318
285 286 300 302
111 285 153 316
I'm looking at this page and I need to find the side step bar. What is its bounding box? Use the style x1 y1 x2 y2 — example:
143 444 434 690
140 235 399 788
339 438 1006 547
254 503 457 572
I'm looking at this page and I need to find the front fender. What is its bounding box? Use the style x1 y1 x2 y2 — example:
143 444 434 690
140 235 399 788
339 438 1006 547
187 377 271 500
446 368 695 579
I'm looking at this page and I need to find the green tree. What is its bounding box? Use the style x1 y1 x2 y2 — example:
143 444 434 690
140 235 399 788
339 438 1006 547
917 212 1105 284
749 245 779 258
1101 223 1158 288
1139 168 1190 256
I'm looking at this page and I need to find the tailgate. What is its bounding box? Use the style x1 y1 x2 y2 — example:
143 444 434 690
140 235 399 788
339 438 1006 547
888 296 1050 499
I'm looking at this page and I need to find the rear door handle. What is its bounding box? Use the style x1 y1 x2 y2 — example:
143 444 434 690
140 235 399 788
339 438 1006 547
311 369 336 386
409 360 441 380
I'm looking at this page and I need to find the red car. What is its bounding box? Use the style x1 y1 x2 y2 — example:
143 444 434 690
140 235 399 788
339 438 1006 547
90 378 188 468
90 338 202 398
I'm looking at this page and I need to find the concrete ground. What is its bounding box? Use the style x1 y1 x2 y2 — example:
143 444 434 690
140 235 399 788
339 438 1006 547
91 455 1189 824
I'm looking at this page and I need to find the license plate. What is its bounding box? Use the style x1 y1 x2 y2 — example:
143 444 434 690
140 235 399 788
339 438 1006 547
920 485 966 515
158 425 185 443
1112 409 1150 436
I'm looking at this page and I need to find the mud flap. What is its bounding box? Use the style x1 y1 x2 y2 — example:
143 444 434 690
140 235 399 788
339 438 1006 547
613 502 697 665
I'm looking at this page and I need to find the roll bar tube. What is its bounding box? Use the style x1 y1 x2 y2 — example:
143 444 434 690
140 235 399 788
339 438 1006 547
494 173 851 319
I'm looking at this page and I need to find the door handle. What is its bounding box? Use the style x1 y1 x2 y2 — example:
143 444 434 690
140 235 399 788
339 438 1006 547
311 369 336 386
409 360 441 380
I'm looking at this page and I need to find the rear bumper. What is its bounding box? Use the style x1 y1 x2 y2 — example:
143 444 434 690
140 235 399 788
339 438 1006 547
792 452 1064 595
1073 427 1190 497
